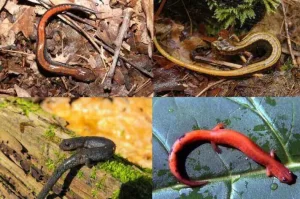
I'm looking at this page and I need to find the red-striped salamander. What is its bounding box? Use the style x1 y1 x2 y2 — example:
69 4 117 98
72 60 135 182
169 123 295 187
37 136 115 199
37 4 97 82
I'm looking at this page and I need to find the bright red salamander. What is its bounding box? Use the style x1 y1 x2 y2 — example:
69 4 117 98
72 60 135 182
169 123 295 187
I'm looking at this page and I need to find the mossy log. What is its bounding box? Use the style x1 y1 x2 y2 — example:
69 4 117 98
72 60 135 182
0 98 152 199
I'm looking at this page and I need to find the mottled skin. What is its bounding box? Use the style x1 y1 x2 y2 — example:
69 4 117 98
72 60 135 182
37 137 115 199
169 123 295 187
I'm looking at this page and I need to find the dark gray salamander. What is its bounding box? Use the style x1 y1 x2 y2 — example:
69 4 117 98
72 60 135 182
59 136 115 151
37 137 116 199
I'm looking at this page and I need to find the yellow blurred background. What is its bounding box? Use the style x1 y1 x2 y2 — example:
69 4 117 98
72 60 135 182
41 98 152 168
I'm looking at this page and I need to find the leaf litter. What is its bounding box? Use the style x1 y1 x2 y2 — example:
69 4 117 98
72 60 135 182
154 0 300 97
0 0 153 97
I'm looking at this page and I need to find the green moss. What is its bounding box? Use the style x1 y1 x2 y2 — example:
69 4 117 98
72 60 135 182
0 101 8 109
112 189 121 199
91 189 98 198
69 190 75 197
90 167 97 180
95 176 106 190
77 170 84 179
98 155 151 183
98 155 152 199
45 159 56 171
44 125 61 143
13 98 40 116
45 125 56 139
45 151 66 171
280 58 294 71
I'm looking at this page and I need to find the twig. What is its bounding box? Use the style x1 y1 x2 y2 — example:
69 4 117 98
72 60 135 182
0 89 15 95
132 78 151 95
94 40 153 77
193 55 243 69
103 8 134 91
127 84 137 97
196 79 226 97
155 0 167 20
60 77 68 90
282 47 300 56
0 49 33 56
281 0 298 67
180 0 192 35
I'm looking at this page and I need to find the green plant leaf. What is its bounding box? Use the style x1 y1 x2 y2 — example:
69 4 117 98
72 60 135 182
206 0 279 28
153 97 300 199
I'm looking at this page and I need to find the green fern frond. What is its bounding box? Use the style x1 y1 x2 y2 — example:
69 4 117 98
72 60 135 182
206 0 280 29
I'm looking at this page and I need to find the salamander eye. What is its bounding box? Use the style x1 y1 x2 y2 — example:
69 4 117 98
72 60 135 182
289 171 292 174
64 142 70 147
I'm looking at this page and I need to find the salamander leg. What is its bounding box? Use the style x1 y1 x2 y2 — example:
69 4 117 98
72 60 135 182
211 141 222 153
270 149 276 158
217 36 224 41
85 159 93 168
211 123 225 153
212 123 225 130
229 34 240 42
266 167 273 177
239 51 253 66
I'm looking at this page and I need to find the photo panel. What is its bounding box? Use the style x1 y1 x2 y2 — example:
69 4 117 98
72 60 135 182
153 0 300 97
153 97 300 199
0 98 152 198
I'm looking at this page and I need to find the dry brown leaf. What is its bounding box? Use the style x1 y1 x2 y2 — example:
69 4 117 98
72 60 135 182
34 5 47 15
87 55 97 69
0 29 15 47
13 7 35 38
0 0 7 11
128 0 139 8
29 60 39 75
0 18 13 36
4 0 21 15
98 7 123 19
14 85 31 97
50 0 72 5
142 0 153 39
1 5 35 38
52 53 71 64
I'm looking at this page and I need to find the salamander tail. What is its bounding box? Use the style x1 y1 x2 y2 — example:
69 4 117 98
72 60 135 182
178 179 209 187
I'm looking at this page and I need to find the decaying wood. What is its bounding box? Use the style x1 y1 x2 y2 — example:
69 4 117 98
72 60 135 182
0 98 148 199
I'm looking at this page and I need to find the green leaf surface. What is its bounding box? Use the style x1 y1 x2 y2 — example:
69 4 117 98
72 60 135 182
153 97 300 199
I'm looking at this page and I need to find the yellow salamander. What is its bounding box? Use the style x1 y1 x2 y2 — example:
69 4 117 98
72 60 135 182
154 32 281 77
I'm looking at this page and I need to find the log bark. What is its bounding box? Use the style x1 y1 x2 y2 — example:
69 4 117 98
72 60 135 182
0 98 151 199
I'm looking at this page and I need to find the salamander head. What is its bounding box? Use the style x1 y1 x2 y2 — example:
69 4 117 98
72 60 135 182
270 164 295 184
59 138 83 151
211 38 235 52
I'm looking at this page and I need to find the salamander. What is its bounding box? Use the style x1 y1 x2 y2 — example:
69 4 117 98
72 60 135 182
37 137 116 199
169 123 295 187
154 32 281 76
36 4 97 82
